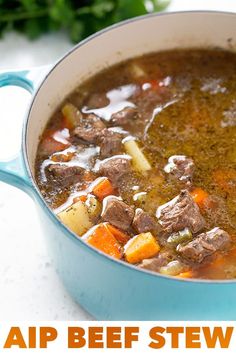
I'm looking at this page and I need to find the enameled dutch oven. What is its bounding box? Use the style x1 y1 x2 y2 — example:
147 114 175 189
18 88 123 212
0 11 236 320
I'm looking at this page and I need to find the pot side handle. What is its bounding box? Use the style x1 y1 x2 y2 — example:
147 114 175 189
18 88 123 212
0 66 50 194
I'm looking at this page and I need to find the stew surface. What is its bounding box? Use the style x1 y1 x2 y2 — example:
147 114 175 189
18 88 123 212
35 49 236 280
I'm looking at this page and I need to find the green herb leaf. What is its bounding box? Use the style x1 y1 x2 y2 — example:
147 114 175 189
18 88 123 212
115 0 148 21
0 0 170 42
149 0 171 11
69 20 84 42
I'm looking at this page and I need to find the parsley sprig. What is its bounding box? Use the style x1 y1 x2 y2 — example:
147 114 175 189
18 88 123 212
0 0 170 42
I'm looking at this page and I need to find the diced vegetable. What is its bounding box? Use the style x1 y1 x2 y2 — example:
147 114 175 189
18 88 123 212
133 191 147 203
83 224 122 259
130 63 146 78
62 103 82 129
86 195 102 221
93 178 115 201
125 232 160 264
167 228 193 246
51 151 75 162
39 137 69 156
106 224 130 245
177 270 193 279
124 139 151 172
73 194 102 220
143 79 160 91
73 195 87 203
57 200 92 236
160 260 186 276
190 188 209 207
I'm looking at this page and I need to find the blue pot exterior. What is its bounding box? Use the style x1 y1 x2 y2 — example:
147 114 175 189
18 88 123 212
1 12 236 320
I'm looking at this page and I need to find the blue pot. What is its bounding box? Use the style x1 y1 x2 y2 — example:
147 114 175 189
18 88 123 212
1 11 236 320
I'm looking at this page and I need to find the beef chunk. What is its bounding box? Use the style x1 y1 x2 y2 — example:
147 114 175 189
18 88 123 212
132 208 158 233
100 130 122 158
139 250 175 272
98 156 131 186
156 190 205 236
73 114 106 144
47 164 84 187
101 197 134 231
111 107 138 125
177 227 231 263
164 155 194 186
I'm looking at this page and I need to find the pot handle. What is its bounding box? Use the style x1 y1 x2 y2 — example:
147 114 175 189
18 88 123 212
0 66 50 194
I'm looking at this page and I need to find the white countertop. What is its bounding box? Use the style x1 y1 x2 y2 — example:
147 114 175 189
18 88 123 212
0 0 235 320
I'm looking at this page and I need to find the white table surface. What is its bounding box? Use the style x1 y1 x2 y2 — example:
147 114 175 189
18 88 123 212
0 0 235 321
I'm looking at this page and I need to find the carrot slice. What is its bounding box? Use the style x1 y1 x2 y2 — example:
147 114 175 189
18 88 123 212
85 224 122 259
125 232 160 264
39 137 69 156
144 79 160 90
106 224 130 245
93 178 115 201
190 188 209 207
73 195 87 203
51 151 75 162
177 271 193 279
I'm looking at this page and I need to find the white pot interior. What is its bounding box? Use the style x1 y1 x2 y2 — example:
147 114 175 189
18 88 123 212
26 11 236 178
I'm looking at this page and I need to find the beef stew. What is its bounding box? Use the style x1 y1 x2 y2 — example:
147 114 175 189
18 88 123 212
35 49 236 280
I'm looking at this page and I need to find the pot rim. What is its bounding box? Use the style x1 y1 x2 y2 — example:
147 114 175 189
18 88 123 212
23 9 236 285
